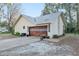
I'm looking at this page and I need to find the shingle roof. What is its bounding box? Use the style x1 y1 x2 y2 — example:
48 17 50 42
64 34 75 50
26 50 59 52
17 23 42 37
21 14 35 23
34 12 61 24
13 12 62 27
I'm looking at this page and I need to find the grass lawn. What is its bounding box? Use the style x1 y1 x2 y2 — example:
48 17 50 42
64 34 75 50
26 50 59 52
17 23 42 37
0 32 18 40
0 32 11 34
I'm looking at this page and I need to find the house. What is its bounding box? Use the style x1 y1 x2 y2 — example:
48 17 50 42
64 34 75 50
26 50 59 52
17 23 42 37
13 12 65 38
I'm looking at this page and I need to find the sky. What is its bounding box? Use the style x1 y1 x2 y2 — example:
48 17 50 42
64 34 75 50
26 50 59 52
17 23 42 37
21 3 45 17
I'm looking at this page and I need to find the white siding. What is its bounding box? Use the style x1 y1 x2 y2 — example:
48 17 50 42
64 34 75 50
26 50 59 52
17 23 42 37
48 16 64 38
58 16 64 35
14 17 34 34
48 19 58 38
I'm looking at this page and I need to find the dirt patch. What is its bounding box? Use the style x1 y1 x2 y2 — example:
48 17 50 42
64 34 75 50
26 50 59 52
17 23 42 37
57 34 79 55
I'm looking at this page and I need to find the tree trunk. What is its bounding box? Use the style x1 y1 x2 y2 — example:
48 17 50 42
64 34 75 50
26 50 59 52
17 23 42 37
68 6 73 32
76 9 79 32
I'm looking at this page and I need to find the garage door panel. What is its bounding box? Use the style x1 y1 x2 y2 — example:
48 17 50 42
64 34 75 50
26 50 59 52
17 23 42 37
30 29 47 31
29 26 47 36
30 31 47 36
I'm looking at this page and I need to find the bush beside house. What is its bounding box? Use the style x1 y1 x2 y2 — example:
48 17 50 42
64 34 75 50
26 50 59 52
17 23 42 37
15 32 20 36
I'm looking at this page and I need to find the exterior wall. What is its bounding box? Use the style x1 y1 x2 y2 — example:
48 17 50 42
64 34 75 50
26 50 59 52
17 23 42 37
14 17 34 34
48 16 64 38
58 16 64 36
10 13 20 27
48 19 58 38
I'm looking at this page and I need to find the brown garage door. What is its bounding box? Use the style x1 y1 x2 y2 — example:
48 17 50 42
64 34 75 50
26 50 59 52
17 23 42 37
29 26 47 36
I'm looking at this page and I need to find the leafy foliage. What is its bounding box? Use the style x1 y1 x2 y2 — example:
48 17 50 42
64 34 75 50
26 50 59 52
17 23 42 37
15 32 20 36
0 3 21 32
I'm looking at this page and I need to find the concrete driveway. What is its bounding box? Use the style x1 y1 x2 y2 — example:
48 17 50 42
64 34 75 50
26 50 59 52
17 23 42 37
0 35 77 56
0 36 40 51
0 34 78 56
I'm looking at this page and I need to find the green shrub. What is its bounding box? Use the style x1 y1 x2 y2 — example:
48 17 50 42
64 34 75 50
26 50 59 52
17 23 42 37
15 32 20 36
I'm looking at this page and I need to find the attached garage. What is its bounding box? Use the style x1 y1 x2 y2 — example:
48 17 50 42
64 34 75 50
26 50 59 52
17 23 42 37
14 12 64 38
29 25 47 36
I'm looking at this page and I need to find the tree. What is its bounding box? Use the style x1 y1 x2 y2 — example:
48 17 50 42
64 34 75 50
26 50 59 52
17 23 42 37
41 3 51 15
0 21 8 27
0 4 5 26
6 3 21 31
72 4 79 32
62 4 74 32
41 3 60 15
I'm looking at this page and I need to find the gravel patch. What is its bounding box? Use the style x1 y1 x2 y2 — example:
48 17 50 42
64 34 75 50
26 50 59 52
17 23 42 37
44 44 74 56
0 41 74 56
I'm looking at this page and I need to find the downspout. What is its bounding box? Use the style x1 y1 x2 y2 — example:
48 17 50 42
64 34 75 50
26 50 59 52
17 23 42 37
58 15 60 35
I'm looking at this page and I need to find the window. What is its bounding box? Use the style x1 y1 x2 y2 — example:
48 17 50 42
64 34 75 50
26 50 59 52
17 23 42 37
23 26 25 29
